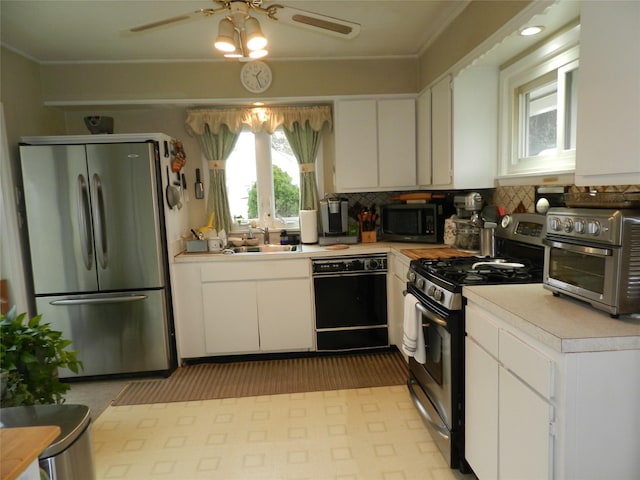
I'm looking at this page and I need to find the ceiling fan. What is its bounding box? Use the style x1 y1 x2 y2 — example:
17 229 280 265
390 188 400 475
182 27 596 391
126 0 361 58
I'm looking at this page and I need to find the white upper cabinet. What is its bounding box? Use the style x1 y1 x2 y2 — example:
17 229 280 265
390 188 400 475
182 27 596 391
575 2 640 186
430 75 453 186
420 67 499 189
416 88 432 185
334 98 416 192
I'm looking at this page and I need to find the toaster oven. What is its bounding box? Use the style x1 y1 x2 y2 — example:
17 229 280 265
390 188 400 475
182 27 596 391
543 207 640 316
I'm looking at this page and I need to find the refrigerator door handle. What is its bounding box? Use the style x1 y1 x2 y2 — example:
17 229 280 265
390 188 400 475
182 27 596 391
92 173 109 269
77 174 94 270
49 294 148 305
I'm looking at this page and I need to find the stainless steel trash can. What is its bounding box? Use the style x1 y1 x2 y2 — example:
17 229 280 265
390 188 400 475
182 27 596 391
0 404 95 480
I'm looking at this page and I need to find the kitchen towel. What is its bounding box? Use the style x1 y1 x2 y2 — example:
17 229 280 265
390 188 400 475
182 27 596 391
402 292 426 364
300 209 318 244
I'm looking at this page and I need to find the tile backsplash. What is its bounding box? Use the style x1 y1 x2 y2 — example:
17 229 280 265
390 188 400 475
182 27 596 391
335 184 640 222
493 186 535 213
494 184 640 213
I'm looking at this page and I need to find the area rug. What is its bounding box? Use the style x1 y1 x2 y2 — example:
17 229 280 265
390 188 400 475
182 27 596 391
112 350 408 406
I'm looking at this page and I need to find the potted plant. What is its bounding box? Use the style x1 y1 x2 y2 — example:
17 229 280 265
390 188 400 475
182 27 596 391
0 307 82 407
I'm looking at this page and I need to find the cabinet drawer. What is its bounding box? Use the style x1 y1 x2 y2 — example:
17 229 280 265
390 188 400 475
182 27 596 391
201 259 310 282
466 303 499 358
500 329 553 399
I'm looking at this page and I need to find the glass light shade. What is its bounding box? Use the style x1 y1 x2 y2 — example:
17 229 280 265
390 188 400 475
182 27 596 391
249 49 268 59
214 18 236 52
245 17 267 51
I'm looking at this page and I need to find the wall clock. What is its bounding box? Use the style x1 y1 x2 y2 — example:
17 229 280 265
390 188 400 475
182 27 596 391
240 61 272 93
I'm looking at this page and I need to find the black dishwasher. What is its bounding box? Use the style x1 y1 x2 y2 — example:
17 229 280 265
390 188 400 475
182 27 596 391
312 254 388 351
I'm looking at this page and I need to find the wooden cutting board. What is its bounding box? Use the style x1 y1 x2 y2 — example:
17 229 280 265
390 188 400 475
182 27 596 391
400 247 476 260
388 193 447 202
1 426 60 480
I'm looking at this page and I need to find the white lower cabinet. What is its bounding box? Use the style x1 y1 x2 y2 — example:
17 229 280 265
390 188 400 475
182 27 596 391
202 281 259 353
466 302 554 480
172 259 314 359
388 251 411 353
499 366 553 480
465 336 498 480
465 299 640 480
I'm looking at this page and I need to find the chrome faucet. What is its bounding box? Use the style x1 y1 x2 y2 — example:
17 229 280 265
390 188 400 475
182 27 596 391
248 226 270 244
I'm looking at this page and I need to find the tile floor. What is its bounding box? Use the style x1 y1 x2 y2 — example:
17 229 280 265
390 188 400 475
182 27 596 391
81 385 475 480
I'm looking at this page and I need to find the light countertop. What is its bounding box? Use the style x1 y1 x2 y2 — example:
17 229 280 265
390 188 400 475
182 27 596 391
464 284 640 353
174 241 454 262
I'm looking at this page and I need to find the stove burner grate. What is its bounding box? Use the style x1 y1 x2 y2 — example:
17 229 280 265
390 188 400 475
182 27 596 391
413 256 542 286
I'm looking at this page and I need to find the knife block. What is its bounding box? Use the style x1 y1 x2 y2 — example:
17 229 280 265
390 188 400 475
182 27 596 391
361 231 377 243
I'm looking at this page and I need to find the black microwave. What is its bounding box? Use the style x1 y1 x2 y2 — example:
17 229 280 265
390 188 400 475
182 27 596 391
380 203 443 243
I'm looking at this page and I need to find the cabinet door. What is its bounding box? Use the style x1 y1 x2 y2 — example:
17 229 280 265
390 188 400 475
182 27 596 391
257 278 313 351
388 253 409 350
416 89 432 185
499 367 553 480
202 281 260 354
431 75 452 186
172 263 205 359
465 336 499 480
575 2 640 185
334 99 378 190
378 99 416 188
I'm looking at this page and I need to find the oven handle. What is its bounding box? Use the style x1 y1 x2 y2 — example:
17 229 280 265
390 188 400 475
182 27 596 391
405 290 448 328
407 378 450 440
543 239 612 257
416 303 448 328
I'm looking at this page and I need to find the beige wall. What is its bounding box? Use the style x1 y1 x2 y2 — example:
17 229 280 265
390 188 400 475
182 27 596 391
1 48 65 147
418 0 533 88
40 58 418 104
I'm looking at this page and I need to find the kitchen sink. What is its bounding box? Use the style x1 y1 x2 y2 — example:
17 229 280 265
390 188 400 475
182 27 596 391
230 244 300 254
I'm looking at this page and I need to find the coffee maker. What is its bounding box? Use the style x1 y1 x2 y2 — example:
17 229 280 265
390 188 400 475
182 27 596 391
452 192 484 252
318 196 357 245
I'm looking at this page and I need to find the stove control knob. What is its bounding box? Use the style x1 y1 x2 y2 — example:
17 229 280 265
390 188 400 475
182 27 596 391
563 218 574 233
427 285 436 297
433 289 444 302
587 220 601 236
550 217 562 231
416 278 426 289
575 218 586 234
407 272 416 282
368 259 379 270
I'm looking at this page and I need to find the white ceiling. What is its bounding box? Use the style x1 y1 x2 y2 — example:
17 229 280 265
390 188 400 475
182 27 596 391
0 0 474 63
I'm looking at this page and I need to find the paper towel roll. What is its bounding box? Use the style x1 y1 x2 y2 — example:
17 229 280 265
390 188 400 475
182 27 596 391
300 210 318 244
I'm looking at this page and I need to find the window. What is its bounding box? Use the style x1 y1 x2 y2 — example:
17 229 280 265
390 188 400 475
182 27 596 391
226 128 300 230
499 25 579 177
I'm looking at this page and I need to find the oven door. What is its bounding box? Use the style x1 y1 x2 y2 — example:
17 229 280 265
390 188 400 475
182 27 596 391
407 299 453 429
543 238 620 309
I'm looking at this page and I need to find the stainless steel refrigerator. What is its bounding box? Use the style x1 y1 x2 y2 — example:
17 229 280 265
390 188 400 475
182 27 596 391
18 134 185 378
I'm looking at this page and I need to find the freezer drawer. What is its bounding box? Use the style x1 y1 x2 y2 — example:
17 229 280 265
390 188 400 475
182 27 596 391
36 289 170 378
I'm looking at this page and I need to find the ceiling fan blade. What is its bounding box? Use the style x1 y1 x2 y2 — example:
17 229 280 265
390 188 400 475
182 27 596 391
272 6 360 39
126 12 199 33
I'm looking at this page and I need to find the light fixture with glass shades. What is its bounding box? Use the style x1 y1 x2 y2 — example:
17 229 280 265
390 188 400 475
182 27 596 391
126 1 361 61
213 1 268 59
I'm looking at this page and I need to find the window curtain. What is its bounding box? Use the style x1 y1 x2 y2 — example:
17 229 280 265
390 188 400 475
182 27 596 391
185 105 331 228
282 121 323 210
193 123 239 233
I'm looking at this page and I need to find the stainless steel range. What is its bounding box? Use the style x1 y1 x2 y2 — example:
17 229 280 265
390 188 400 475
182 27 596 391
404 213 546 472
